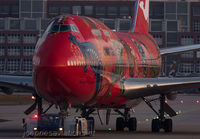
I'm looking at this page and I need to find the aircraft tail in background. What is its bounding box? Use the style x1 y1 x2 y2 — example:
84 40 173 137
130 0 149 34
168 61 176 78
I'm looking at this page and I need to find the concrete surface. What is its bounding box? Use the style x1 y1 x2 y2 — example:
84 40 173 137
0 95 200 138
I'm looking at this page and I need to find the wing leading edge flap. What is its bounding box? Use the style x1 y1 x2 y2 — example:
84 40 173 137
0 75 35 94
160 44 200 56
122 77 200 99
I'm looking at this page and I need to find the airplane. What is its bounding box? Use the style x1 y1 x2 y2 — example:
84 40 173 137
1 0 200 133
168 61 176 78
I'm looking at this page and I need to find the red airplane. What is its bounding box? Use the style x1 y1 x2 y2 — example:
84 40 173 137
1 0 200 133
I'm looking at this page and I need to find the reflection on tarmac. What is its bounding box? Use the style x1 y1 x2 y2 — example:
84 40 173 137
0 119 10 123
0 95 200 139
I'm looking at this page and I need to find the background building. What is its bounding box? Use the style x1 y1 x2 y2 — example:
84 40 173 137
0 0 200 76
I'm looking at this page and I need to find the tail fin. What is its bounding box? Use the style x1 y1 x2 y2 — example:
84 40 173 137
130 0 149 34
168 61 176 78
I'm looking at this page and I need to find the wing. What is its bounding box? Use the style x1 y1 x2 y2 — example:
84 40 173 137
122 77 200 99
0 75 35 95
160 44 200 56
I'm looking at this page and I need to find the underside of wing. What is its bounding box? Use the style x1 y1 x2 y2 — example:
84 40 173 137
0 75 35 95
122 77 200 99
160 44 200 56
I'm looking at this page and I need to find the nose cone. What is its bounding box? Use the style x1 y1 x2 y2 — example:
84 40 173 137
34 33 67 67
33 33 94 104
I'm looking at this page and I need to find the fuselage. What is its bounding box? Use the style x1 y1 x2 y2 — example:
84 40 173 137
33 15 161 108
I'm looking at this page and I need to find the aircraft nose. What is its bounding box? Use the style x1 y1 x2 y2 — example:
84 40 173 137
33 34 94 104
33 34 68 67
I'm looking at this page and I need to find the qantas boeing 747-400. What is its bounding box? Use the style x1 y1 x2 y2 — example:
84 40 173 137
1 0 200 134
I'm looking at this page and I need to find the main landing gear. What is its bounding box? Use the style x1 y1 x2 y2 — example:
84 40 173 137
114 108 137 131
143 94 177 133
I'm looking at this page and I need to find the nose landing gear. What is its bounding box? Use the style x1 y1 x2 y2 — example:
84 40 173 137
24 94 43 115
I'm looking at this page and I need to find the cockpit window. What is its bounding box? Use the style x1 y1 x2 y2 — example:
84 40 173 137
51 25 60 32
50 24 79 32
60 25 70 31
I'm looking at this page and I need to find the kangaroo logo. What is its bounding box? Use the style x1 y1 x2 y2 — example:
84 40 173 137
139 0 149 22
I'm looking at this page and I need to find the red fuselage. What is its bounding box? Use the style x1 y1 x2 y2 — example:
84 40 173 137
33 15 161 108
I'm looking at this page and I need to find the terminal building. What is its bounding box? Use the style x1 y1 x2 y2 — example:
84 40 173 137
0 0 200 76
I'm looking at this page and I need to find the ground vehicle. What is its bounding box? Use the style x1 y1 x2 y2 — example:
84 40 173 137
23 114 95 137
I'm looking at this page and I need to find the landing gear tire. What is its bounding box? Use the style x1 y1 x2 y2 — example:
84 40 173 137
152 119 160 132
151 119 173 133
116 117 125 131
164 119 172 132
128 117 137 131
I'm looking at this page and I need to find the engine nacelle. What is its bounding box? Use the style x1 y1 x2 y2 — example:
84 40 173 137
166 91 178 100
0 87 13 95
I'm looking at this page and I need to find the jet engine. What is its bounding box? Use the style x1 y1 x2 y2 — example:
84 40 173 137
166 91 178 100
0 87 13 95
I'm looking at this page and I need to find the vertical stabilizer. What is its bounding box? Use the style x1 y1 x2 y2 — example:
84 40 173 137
168 61 176 78
130 0 149 34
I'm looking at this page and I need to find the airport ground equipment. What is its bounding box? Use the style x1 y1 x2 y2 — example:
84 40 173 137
23 114 94 137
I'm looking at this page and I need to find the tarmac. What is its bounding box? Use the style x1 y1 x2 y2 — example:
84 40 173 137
0 94 200 139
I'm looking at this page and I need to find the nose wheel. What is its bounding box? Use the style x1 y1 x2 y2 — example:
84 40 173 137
115 108 137 132
24 94 43 115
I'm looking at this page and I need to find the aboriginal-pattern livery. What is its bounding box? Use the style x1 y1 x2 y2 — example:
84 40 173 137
68 33 103 102
33 0 161 108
